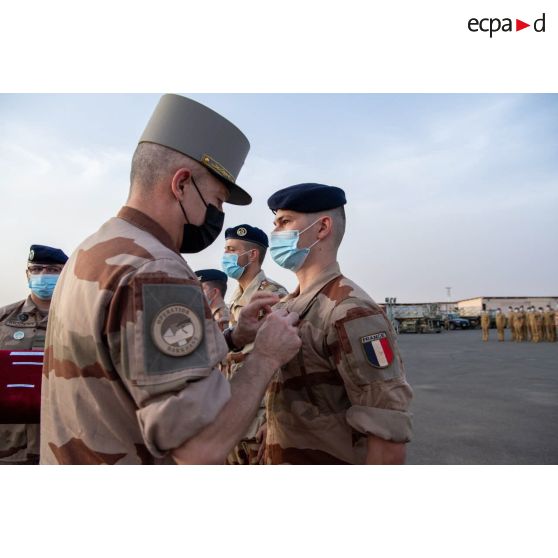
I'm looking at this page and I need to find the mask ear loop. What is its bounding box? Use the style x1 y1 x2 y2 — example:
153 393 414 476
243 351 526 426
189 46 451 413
299 218 324 250
178 176 207 224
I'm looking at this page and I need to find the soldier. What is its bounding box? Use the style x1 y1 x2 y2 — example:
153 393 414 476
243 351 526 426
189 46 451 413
40 94 301 465
507 306 515 341
527 306 535 343
195 269 230 332
495 308 506 342
263 183 413 464
520 305 529 341
480 310 490 342
543 305 556 342
221 224 288 464
513 307 524 342
0 244 67 464
533 307 545 343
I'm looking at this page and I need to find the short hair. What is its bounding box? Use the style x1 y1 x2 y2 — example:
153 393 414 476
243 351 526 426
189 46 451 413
205 280 227 298
239 240 266 265
305 206 346 248
129 142 193 193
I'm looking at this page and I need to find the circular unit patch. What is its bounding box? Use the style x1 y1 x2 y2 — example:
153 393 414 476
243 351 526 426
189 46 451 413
151 304 203 357
13 331 25 340
236 227 247 236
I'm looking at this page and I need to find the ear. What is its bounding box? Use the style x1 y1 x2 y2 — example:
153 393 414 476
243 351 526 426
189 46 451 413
317 216 332 240
248 248 259 264
170 167 192 200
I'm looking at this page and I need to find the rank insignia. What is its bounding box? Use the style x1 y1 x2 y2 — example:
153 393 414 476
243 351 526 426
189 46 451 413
360 331 394 368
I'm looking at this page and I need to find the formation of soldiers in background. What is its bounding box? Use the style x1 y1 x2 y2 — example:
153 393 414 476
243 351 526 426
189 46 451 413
481 306 557 342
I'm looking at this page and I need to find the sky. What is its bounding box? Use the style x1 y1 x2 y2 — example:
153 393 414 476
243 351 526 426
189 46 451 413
1 93 557 307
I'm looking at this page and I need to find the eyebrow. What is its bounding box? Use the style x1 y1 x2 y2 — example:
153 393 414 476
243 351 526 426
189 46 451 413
273 213 293 226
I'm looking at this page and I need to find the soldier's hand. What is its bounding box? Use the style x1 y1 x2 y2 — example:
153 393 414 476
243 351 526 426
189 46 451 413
233 292 280 347
252 309 301 371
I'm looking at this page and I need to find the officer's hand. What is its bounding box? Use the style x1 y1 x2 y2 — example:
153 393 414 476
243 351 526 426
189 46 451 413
252 309 301 371
233 292 280 347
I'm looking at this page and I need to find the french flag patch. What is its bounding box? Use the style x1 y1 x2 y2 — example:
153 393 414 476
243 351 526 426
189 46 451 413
360 332 394 368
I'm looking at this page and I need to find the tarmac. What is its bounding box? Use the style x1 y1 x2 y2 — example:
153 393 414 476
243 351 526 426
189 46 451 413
399 328 558 464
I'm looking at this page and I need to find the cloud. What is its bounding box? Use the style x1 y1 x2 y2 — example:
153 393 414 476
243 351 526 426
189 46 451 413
1 94 556 307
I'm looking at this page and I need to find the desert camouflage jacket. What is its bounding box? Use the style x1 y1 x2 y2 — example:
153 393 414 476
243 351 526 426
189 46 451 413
224 270 288 442
40 206 231 464
265 262 413 465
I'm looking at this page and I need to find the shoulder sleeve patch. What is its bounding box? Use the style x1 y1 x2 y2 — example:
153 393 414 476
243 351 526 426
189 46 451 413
332 307 402 385
142 283 210 378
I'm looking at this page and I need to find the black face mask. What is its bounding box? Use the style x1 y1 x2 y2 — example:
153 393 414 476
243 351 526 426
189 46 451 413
178 177 225 253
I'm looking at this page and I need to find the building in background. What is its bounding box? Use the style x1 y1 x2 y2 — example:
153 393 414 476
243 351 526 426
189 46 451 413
382 296 558 332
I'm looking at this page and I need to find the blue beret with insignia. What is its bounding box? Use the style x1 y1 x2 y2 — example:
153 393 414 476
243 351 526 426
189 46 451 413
225 224 268 248
267 183 347 213
28 244 68 265
195 269 228 284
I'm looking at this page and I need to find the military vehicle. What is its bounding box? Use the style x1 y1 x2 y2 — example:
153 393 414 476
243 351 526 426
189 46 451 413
383 304 443 334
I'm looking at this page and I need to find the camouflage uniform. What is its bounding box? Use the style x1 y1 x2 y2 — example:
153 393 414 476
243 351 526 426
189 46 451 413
212 300 231 332
264 262 413 465
507 311 515 341
480 311 490 341
0 296 46 464
40 206 231 464
495 312 506 342
533 310 544 343
225 270 287 465
513 311 525 342
521 309 529 341
526 310 535 342
543 309 556 342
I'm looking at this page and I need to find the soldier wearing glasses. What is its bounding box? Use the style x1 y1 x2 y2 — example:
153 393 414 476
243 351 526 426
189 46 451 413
0 244 67 464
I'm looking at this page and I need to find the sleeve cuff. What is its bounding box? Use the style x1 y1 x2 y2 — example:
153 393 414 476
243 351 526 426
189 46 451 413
136 368 231 458
346 405 413 443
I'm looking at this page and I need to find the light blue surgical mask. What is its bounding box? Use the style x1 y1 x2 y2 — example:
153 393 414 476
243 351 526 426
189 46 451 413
221 250 251 279
28 274 59 300
269 219 321 272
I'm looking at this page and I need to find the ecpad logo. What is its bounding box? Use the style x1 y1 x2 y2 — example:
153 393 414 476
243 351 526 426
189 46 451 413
468 13 546 37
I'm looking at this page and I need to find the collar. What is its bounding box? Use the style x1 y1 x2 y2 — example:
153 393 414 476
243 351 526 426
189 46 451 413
117 206 177 253
233 269 268 308
280 262 342 316
212 299 227 317
21 295 40 314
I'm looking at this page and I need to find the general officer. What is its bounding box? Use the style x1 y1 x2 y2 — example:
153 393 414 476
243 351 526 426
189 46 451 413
263 183 413 465
221 224 288 464
40 94 301 465
195 269 230 332
0 244 67 464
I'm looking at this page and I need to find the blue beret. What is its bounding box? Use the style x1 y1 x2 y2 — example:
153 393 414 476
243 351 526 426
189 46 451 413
28 244 68 265
225 224 268 248
195 269 228 284
267 183 346 213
